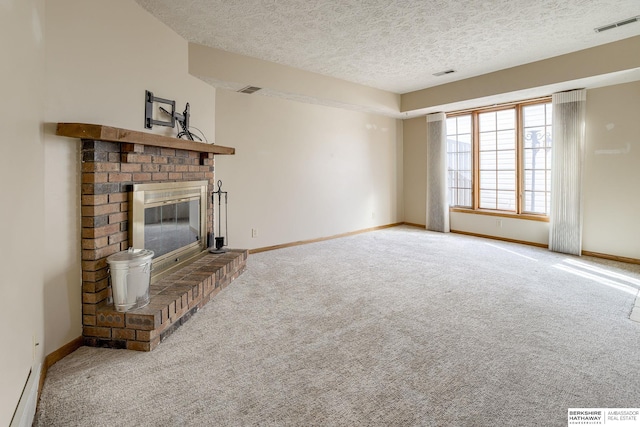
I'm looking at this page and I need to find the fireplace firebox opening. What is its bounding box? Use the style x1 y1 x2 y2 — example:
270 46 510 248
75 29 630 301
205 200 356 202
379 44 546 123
130 180 209 282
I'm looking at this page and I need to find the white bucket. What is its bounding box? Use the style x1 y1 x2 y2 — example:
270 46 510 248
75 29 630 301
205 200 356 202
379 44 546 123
106 248 154 312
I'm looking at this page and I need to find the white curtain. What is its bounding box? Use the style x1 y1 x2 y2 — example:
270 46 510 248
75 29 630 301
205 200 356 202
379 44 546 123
426 112 450 232
548 89 587 255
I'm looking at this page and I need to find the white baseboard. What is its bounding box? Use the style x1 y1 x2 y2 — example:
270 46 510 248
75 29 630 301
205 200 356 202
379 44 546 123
10 363 41 427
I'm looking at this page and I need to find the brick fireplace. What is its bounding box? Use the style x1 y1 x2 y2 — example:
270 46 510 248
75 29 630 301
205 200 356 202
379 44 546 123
57 123 247 351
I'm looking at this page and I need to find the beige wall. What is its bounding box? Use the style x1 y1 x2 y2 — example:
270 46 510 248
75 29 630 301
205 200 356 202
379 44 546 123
402 81 640 258
215 89 402 250
449 213 549 246
0 0 46 424
43 0 216 357
402 36 640 114
189 43 401 118
583 81 640 258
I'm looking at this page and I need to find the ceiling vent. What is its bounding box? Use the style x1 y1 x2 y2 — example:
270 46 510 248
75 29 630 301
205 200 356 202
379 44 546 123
594 15 639 32
432 69 455 77
238 86 262 94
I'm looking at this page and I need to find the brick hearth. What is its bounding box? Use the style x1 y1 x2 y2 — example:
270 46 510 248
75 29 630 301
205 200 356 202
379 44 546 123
88 250 247 351
60 123 245 351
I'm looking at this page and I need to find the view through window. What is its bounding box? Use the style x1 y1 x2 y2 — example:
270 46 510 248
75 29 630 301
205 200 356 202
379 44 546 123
522 103 553 214
446 115 472 207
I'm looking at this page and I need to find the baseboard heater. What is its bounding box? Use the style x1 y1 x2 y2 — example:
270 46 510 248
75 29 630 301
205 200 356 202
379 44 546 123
10 363 41 427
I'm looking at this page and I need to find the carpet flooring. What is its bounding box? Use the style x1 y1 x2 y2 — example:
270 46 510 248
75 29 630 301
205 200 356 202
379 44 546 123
35 226 640 426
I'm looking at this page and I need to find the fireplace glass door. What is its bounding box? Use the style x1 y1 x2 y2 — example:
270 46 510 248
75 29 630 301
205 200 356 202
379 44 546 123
144 199 201 258
131 180 208 281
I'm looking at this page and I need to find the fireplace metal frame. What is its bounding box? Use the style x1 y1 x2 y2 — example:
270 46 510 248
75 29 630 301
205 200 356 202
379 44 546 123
130 180 209 282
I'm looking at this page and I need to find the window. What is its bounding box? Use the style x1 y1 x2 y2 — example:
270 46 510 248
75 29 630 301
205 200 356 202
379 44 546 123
446 115 472 207
446 99 552 216
522 103 553 214
478 109 516 211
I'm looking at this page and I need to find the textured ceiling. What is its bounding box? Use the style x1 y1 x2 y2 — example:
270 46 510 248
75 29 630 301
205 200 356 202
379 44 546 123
135 0 640 94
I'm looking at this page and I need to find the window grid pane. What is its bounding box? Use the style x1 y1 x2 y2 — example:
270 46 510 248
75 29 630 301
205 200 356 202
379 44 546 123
446 115 473 208
522 103 553 214
478 109 516 211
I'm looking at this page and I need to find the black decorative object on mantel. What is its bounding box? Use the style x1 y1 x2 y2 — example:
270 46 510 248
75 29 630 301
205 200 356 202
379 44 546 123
144 90 200 141
209 180 229 254
145 90 175 129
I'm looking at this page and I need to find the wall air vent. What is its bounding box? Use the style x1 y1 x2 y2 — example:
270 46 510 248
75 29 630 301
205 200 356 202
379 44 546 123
432 69 455 77
238 86 262 94
594 15 639 32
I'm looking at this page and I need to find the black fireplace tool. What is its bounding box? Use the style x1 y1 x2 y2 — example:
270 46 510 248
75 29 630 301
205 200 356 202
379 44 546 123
209 180 228 253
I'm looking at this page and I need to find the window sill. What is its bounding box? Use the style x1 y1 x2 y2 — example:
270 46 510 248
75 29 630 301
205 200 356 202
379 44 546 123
449 207 549 223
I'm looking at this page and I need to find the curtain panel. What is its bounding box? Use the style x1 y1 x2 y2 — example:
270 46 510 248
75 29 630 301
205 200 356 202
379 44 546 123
426 112 450 233
548 89 587 255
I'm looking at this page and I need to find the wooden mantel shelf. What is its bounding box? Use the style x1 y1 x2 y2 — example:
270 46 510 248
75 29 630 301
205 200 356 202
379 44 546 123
56 123 235 155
